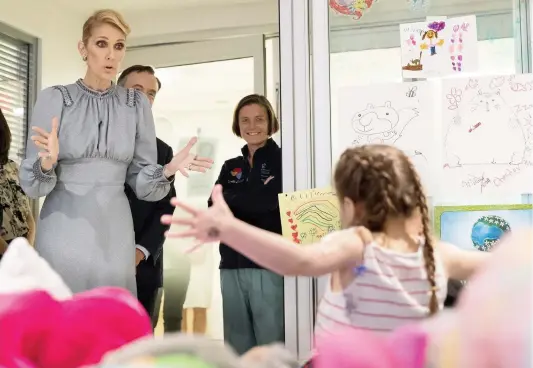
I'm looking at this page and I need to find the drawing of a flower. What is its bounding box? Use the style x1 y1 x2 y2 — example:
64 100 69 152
465 78 478 90
446 88 462 110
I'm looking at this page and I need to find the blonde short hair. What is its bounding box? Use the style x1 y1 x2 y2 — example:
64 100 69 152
82 9 131 44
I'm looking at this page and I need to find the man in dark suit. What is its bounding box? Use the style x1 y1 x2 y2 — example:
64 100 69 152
118 65 176 326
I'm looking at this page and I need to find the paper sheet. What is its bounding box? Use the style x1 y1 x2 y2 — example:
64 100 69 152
278 187 341 245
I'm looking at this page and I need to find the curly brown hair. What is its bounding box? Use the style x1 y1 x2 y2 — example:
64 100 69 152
334 144 438 315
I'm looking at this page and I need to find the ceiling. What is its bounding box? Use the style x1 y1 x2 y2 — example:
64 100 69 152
53 0 265 13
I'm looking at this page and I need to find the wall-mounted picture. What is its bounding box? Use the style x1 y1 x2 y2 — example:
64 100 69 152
434 204 533 252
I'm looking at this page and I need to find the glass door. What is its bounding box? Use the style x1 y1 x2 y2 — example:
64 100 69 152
123 36 267 340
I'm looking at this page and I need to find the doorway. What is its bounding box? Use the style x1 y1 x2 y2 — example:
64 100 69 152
123 35 272 340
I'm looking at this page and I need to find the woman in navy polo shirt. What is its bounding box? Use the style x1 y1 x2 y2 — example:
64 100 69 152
208 94 283 355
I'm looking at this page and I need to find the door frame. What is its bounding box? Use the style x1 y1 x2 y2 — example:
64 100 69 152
123 35 266 95
123 34 300 346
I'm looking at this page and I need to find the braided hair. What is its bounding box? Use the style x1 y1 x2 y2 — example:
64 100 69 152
334 144 439 315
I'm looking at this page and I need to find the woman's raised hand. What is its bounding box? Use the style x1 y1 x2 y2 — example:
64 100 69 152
163 137 214 178
31 117 59 171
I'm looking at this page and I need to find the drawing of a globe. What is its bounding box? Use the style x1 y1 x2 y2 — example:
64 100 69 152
471 215 511 252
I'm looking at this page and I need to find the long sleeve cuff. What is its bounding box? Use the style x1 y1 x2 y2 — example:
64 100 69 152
153 166 174 185
136 244 151 260
32 159 55 182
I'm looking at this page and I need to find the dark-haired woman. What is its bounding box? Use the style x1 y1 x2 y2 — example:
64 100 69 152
0 108 35 260
208 94 284 354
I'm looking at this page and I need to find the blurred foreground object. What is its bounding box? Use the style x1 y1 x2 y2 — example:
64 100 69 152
0 238 152 368
313 229 532 368
101 333 299 368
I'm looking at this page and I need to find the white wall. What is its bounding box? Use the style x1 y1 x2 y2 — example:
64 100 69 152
0 0 278 84
0 0 84 88
124 2 278 46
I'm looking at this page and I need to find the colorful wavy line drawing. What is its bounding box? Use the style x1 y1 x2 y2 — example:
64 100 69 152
329 0 378 20
279 188 341 245
294 200 338 230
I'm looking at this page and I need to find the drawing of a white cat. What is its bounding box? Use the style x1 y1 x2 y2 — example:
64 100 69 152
444 90 526 166
351 101 419 145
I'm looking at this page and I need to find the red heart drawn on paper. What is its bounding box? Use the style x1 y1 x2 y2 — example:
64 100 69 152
286 211 291 216
292 232 299 238
291 225 297 230
294 239 301 244
288 219 294 223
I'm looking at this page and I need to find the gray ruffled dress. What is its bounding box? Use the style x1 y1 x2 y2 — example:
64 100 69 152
19 79 172 295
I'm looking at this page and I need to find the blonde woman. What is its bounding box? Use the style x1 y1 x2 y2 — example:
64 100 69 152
18 9 213 294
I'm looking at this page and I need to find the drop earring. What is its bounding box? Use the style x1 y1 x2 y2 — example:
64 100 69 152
82 55 87 62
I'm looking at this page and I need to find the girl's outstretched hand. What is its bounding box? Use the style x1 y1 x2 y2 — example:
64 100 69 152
161 184 233 252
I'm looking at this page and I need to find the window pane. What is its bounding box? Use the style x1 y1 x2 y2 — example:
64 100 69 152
151 58 255 340
328 0 524 205
0 33 31 164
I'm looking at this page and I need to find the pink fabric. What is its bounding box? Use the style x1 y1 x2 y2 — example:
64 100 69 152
314 325 427 368
434 229 532 367
0 287 152 368
313 230 532 368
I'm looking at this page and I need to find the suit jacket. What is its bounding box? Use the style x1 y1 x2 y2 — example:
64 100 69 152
125 138 176 287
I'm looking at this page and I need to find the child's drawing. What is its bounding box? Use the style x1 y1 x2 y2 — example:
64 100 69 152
440 74 533 197
420 21 446 56
350 101 419 145
508 75 533 92
400 15 478 79
465 78 479 90
278 188 341 245
445 90 525 166
448 22 472 72
329 0 378 20
434 204 533 252
337 81 437 195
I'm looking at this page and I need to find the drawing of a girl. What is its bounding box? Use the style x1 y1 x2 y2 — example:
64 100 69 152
421 21 446 55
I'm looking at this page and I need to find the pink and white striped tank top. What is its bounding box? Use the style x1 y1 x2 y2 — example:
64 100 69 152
315 240 447 335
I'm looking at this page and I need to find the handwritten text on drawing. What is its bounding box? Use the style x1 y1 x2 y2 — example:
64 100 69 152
461 163 530 193
287 190 336 202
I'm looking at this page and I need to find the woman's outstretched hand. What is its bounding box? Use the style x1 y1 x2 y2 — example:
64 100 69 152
163 137 214 178
161 184 233 252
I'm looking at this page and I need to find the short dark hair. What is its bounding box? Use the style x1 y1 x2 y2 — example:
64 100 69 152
117 65 162 90
232 94 279 137
0 108 11 165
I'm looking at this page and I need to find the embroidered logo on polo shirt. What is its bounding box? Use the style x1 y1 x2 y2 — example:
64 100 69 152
230 168 242 180
260 163 271 181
